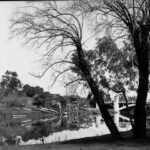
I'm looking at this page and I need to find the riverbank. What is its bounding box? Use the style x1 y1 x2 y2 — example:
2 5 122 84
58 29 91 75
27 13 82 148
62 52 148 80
1 131 150 150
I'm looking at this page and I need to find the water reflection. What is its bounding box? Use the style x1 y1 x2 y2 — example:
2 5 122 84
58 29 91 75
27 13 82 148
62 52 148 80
0 110 134 145
20 115 110 145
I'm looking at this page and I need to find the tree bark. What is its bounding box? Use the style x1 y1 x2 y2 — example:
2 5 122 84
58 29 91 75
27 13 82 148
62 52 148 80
76 44 121 139
133 55 149 138
133 30 149 138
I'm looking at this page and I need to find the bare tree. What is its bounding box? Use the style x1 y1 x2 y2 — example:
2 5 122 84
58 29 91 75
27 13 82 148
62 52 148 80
10 2 121 139
70 0 150 138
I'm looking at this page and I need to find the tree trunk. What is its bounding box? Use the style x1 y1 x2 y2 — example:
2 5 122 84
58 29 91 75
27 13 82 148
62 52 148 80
89 80 121 139
133 55 149 138
76 45 121 139
133 30 149 138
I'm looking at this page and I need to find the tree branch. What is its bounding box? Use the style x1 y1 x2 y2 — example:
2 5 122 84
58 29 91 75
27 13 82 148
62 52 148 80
64 78 85 87
28 60 74 78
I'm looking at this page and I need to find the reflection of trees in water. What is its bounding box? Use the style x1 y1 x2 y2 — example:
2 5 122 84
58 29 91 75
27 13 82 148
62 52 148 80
0 113 135 145
0 135 21 145
22 122 51 143
21 118 68 142
22 114 94 142
5 135 20 145
0 109 134 145
0 112 135 145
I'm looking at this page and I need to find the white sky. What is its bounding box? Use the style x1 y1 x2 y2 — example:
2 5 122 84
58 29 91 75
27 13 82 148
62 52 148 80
0 1 96 96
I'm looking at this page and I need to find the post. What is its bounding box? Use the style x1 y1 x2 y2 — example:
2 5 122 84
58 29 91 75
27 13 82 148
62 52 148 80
114 97 119 127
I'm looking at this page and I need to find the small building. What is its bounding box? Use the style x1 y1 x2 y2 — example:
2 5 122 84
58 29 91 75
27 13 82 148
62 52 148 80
66 96 90 113
44 94 62 110
45 101 51 109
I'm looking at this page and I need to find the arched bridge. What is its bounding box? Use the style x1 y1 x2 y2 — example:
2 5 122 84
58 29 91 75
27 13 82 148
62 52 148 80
104 100 150 112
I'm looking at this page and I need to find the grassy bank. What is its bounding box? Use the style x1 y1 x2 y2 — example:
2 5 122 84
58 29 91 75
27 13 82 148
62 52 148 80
1 131 150 150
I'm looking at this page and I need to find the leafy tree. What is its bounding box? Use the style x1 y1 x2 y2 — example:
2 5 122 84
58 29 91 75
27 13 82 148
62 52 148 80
72 36 137 128
33 92 51 107
70 0 150 138
0 70 22 95
10 2 121 139
22 84 44 97
22 121 51 143
22 84 48 107
22 84 35 97
33 86 44 95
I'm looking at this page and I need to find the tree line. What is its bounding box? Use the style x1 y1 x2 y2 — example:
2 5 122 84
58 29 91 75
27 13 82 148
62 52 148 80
0 70 56 107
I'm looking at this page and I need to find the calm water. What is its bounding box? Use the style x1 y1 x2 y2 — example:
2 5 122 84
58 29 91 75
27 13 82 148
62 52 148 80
0 109 133 145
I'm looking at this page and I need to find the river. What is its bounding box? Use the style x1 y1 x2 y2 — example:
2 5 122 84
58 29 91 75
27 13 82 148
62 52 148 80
0 109 135 145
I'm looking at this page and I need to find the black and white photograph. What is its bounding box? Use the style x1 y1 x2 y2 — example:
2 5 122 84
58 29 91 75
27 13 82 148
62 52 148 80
0 0 150 150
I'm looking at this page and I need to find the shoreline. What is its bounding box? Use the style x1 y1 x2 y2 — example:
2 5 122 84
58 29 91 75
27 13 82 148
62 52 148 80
2 131 150 150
